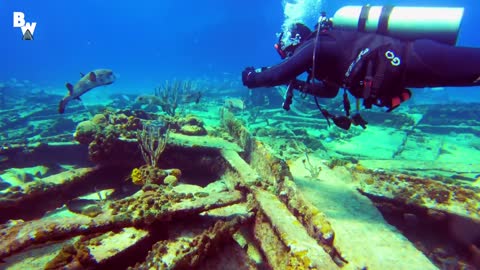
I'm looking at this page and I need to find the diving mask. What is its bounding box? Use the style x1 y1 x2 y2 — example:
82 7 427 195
274 27 305 59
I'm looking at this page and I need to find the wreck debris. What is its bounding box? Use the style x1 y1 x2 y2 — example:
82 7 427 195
1 107 479 270
0 186 243 260
221 112 469 269
254 188 339 269
279 178 339 254
253 212 292 269
220 116 344 267
221 147 342 268
0 167 99 222
353 168 480 221
49 227 149 269
44 237 97 269
131 215 252 269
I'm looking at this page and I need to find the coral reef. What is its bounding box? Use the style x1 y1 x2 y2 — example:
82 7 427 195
165 114 208 136
130 165 181 186
73 110 209 165
302 151 321 179
137 120 169 168
74 112 143 143
44 240 95 269
152 79 201 116
73 111 146 163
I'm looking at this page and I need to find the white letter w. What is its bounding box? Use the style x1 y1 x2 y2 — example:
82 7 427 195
21 22 37 35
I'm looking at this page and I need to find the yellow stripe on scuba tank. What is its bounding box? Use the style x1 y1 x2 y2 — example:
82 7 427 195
332 5 464 45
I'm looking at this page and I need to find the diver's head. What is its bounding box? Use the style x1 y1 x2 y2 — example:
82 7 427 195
274 23 312 59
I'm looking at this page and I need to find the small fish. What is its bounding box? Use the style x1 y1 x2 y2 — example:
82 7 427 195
59 69 116 113
225 98 245 110
182 91 202 104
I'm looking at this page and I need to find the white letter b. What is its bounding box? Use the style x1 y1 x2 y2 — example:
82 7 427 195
13 12 25 27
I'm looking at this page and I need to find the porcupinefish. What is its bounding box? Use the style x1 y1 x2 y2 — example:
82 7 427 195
135 95 164 106
59 69 116 113
224 98 245 111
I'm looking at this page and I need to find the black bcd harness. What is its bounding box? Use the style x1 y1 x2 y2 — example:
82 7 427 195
281 6 414 130
283 41 412 130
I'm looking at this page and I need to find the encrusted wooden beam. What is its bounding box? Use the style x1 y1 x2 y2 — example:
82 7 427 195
0 186 243 260
254 188 339 270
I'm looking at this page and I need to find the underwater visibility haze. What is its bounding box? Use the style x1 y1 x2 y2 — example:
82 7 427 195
1 0 480 269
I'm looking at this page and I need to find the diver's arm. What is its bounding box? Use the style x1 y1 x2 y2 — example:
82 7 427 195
243 40 316 88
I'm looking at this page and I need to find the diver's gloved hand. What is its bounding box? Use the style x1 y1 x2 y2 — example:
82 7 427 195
242 66 256 88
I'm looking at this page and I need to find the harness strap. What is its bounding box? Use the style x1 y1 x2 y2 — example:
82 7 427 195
363 45 392 108
377 6 394 35
363 61 374 99
358 5 371 32
372 53 388 93
343 90 351 117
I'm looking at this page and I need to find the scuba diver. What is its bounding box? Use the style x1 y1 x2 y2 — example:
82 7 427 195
241 6 480 130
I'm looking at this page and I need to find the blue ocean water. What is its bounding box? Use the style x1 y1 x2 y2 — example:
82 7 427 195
1 0 283 92
1 0 479 98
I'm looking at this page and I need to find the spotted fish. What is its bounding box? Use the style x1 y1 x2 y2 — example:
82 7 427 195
59 69 116 113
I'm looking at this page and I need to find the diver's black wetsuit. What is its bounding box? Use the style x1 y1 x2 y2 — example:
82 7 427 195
405 39 480 87
243 29 480 108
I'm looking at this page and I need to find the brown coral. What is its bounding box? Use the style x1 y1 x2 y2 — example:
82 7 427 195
130 165 182 186
45 241 95 270
74 120 99 145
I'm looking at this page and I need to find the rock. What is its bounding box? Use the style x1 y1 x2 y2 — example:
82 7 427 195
74 121 98 144
88 228 149 264
51 118 76 134
81 204 103 217
164 175 178 186
181 115 203 126
204 180 228 193
113 113 128 124
91 114 108 126
0 179 11 191
66 199 103 217
180 124 207 136
403 213 419 227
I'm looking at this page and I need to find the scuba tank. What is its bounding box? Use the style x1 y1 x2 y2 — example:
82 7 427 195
282 6 465 130
332 5 464 45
